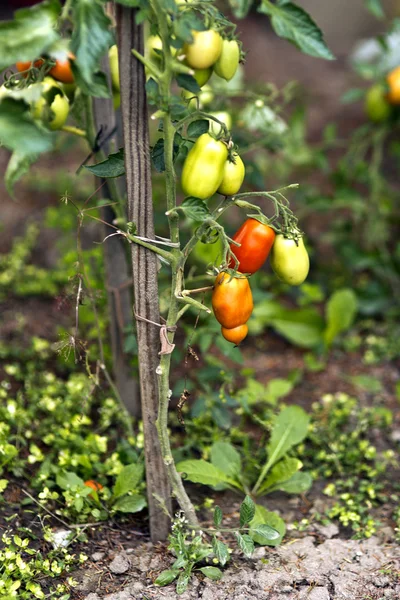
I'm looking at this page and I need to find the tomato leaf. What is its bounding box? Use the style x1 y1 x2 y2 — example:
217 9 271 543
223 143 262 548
213 506 223 527
249 504 286 546
0 0 61 71
151 135 181 172
176 74 201 94
324 288 358 347
187 119 210 139
239 495 255 527
180 197 210 220
0 98 54 156
70 0 114 97
258 1 334 61
85 149 126 178
235 532 254 557
212 536 230 566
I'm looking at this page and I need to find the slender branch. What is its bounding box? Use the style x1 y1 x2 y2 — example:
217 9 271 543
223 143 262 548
181 286 213 295
61 124 87 137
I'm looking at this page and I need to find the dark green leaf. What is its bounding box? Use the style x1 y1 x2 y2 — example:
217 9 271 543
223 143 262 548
151 138 165 172
70 0 114 97
112 493 147 513
176 74 201 94
146 78 160 105
198 566 222 581
187 119 209 138
151 135 181 172
258 1 334 61
365 0 385 19
235 532 254 557
180 197 210 220
213 506 223 527
240 495 255 527
212 536 230 566
155 569 180 586
85 149 125 178
0 0 61 71
173 13 205 42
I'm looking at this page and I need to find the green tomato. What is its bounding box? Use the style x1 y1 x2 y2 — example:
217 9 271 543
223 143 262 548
193 67 213 87
32 79 69 130
217 153 245 196
270 234 310 286
184 30 223 69
181 133 228 199
209 110 232 135
214 39 240 81
365 84 392 123
109 45 120 92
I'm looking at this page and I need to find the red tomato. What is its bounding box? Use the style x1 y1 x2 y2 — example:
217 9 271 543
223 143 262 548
229 218 276 274
49 52 75 84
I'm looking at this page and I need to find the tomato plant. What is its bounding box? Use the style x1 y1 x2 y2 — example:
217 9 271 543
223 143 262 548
0 0 334 558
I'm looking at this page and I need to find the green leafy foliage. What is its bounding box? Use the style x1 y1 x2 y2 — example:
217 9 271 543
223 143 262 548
70 0 113 97
258 1 334 60
85 149 126 177
0 0 60 70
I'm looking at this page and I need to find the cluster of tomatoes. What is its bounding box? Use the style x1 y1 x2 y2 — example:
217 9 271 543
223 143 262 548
210 220 310 345
180 118 309 345
14 46 121 129
365 65 400 123
15 53 75 131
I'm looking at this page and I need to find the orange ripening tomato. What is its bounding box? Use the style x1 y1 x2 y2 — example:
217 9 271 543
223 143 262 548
387 66 400 104
49 52 75 84
229 218 276 274
221 324 248 345
84 480 103 496
16 59 44 75
212 271 253 329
